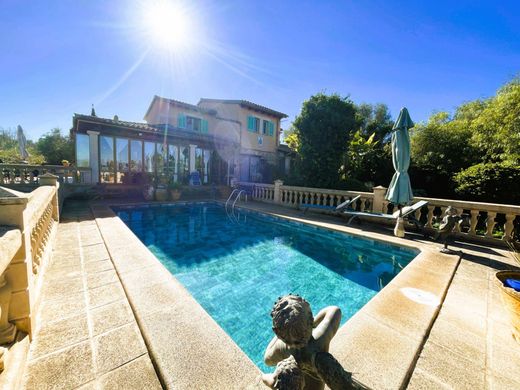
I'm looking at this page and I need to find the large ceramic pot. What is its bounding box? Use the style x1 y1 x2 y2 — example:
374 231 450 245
169 189 181 201
495 270 520 342
155 186 168 201
142 185 155 201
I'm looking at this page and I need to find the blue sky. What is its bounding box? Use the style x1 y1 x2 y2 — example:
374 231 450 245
0 0 518 140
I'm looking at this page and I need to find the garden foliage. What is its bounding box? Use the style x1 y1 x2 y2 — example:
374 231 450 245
284 78 520 203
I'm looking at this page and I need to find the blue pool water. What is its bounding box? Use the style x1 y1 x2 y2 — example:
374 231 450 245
115 203 417 370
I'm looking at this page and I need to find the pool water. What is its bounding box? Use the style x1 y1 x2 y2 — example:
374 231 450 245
115 203 417 371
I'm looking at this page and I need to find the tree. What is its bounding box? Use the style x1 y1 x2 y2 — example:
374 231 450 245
470 78 520 164
283 128 300 152
355 103 393 143
342 130 378 178
345 103 394 186
408 77 520 201
291 93 357 188
36 128 74 165
411 112 479 176
454 162 520 204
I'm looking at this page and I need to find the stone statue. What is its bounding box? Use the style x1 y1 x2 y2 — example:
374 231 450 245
435 206 463 253
262 294 366 390
262 355 306 389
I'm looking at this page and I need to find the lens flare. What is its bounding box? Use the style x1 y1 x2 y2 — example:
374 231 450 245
143 0 194 51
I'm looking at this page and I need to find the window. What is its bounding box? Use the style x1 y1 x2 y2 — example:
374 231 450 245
186 116 202 131
195 147 211 184
155 143 167 177
263 120 274 136
130 140 143 172
144 142 155 173
76 134 90 167
116 138 129 183
167 145 178 181
247 116 260 133
100 136 115 183
179 146 190 183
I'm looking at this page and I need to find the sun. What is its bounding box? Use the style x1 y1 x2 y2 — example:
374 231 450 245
143 0 194 51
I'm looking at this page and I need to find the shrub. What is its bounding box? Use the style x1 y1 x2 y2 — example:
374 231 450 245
454 162 520 204
337 178 370 192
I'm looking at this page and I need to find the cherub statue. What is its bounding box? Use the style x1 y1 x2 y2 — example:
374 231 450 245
262 294 366 390
435 206 464 253
261 355 306 389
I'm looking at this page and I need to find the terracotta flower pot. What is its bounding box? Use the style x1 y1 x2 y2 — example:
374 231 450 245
495 270 520 342
169 189 181 201
155 187 168 202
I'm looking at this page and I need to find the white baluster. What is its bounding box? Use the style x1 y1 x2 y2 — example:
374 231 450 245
425 206 434 228
504 213 515 241
485 211 497 238
469 210 479 236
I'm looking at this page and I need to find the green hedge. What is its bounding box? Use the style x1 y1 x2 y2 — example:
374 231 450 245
454 162 520 204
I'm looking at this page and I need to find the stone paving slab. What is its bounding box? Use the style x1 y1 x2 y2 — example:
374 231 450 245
21 202 161 390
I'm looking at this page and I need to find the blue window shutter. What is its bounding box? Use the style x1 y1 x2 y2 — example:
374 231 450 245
201 119 208 133
248 116 257 132
269 121 274 136
178 113 186 128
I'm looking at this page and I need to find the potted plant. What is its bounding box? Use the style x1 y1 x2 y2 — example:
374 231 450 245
61 159 70 167
168 180 182 201
142 173 155 201
155 176 168 201
495 241 520 343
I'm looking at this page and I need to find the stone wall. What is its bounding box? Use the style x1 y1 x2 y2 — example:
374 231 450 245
0 174 59 373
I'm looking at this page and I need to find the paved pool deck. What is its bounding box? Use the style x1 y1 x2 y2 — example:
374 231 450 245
21 199 520 389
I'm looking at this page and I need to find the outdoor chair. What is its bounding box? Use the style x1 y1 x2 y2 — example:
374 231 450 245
344 200 429 230
300 195 361 215
189 171 201 186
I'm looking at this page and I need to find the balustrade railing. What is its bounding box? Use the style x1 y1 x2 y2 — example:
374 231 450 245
251 183 275 203
0 164 92 185
240 180 519 246
411 196 520 244
0 175 59 368
278 185 374 212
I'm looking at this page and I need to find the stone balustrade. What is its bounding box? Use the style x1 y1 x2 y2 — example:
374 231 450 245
243 181 373 212
0 163 92 185
251 183 275 203
411 196 520 244
0 174 60 372
279 185 374 211
242 181 520 246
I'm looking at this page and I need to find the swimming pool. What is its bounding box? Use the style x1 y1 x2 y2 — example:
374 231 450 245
115 202 418 370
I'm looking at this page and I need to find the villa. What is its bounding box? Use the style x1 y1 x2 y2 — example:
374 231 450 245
72 96 289 186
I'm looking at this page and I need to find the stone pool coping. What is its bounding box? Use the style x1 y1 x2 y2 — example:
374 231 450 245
90 200 460 389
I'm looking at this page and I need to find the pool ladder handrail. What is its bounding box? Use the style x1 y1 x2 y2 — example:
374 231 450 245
231 190 246 212
225 189 240 210
225 189 247 224
225 189 247 210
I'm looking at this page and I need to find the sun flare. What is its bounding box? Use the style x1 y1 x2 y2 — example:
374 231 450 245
143 0 194 51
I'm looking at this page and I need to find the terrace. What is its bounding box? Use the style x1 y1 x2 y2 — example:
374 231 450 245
0 176 519 389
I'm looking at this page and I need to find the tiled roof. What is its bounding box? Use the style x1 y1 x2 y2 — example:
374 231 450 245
198 98 288 118
143 96 217 121
73 114 153 131
72 114 238 145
